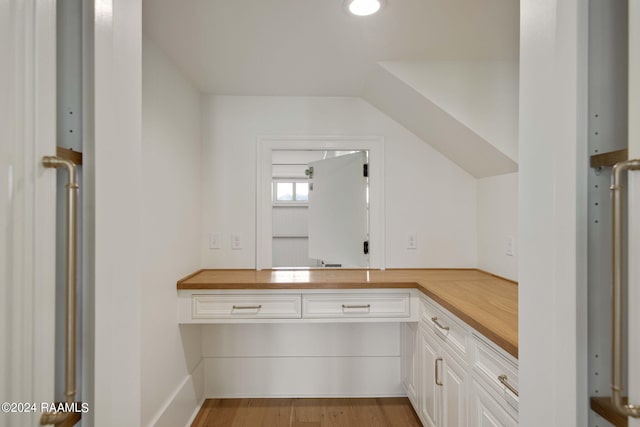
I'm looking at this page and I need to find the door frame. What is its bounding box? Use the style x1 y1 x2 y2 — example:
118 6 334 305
256 136 385 270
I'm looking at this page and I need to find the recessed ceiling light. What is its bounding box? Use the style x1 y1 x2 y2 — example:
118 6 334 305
346 0 384 17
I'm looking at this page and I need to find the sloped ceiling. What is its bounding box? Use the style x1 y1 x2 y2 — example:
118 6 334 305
143 0 520 176
143 0 518 96
363 63 518 178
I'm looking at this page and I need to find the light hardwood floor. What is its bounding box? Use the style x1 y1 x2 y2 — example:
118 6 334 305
191 398 423 427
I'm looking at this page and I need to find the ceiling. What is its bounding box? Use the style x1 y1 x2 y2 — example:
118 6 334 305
142 0 519 96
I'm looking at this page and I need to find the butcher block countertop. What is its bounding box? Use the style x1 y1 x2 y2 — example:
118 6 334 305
178 269 518 358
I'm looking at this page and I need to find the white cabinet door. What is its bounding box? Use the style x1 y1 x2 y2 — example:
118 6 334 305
307 151 368 267
442 349 468 427
470 380 517 427
402 322 418 405
421 327 440 427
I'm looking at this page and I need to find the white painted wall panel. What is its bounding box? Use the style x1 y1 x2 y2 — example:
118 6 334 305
201 96 478 269
477 173 518 281
272 206 308 237
201 323 402 397
204 357 403 398
201 323 400 358
141 36 203 426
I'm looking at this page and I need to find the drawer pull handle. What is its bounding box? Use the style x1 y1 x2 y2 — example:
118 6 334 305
431 317 450 331
232 305 262 310
342 304 371 309
498 374 519 397
435 357 443 386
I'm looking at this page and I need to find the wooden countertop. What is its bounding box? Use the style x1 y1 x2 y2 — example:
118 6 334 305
178 269 518 358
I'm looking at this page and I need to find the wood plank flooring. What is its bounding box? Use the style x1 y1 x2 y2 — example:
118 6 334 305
191 398 423 427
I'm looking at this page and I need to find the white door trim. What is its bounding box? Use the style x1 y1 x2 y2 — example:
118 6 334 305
89 0 143 425
256 136 385 270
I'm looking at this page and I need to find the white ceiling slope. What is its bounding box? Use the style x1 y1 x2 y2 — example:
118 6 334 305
380 60 519 163
363 65 518 178
142 0 519 96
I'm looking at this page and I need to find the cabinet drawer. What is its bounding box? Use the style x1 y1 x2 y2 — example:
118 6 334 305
192 294 301 319
470 379 518 426
472 335 519 411
302 293 411 318
420 297 468 357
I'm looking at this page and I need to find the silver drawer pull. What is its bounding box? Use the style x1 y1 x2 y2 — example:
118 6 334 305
342 304 371 309
435 357 443 386
232 305 262 310
498 374 519 397
431 317 450 331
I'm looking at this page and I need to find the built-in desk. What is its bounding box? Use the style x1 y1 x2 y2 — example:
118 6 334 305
177 269 518 358
177 269 519 420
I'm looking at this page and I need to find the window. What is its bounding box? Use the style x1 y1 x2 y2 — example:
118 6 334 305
273 180 309 203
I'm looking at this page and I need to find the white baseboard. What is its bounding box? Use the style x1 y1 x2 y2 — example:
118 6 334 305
149 359 204 427
183 397 205 427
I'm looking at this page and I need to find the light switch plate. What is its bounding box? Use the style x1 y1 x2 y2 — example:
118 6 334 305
209 232 221 249
407 232 417 249
231 233 242 250
506 236 514 256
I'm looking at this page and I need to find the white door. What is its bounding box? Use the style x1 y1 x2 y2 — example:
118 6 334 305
307 151 368 267
0 1 57 426
628 2 640 426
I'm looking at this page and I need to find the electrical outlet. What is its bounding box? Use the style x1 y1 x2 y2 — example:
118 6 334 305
407 232 417 249
506 236 514 256
208 232 221 249
231 233 242 250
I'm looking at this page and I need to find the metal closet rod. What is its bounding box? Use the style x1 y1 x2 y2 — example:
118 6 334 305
40 156 79 426
610 158 640 419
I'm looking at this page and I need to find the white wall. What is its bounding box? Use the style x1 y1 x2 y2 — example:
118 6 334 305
477 173 518 281
201 96 478 269
141 36 203 426
519 0 588 426
380 60 519 163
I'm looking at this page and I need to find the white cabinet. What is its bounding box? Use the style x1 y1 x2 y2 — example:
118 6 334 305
402 296 518 427
302 293 411 319
470 335 518 426
179 289 418 323
192 294 302 319
419 325 468 427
